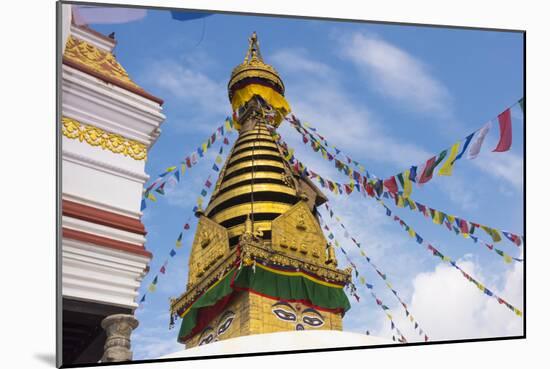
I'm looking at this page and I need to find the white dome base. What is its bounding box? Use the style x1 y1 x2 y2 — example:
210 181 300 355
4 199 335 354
160 330 393 359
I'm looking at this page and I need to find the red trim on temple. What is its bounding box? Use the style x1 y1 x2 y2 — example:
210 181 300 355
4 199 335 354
62 200 147 235
63 228 152 258
62 57 164 105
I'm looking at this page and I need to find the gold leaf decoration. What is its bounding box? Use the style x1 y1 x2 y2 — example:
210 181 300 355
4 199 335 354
62 116 147 161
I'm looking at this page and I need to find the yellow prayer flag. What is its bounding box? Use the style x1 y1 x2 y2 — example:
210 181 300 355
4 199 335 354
197 197 204 205
514 309 522 317
359 276 366 285
443 256 451 262
477 283 485 291
225 119 232 131
336 216 341 222
386 282 393 289
148 284 156 292
438 141 461 176
408 199 417 210
202 142 208 153
447 214 455 224
166 166 177 172
432 210 442 224
408 227 416 238
180 164 186 175
335 240 340 246
215 155 223 164
360 250 366 257
409 315 414 322
147 192 157 202
503 254 513 264
386 313 393 320
397 195 405 208
402 169 412 198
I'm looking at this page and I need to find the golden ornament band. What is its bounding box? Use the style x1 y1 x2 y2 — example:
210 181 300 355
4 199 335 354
62 116 147 161
223 159 285 177
228 149 282 164
206 183 297 213
218 172 286 191
210 202 293 224
233 140 279 152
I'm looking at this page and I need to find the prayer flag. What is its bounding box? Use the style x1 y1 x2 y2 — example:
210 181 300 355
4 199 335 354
213 164 220 171
160 265 166 274
170 249 176 257
418 156 436 184
383 176 399 193
140 295 146 303
401 169 412 197
184 223 190 230
223 137 230 145
468 122 492 159
409 166 417 182
201 189 207 197
148 284 156 292
205 179 212 188
454 133 475 163
140 199 147 211
438 141 461 176
176 232 183 247
493 108 513 152
481 225 502 242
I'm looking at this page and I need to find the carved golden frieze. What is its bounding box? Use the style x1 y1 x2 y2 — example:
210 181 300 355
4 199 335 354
64 35 140 89
62 117 147 161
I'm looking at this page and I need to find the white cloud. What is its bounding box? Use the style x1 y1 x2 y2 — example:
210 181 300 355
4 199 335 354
472 151 524 190
271 48 431 170
142 60 229 134
374 257 523 342
339 32 453 117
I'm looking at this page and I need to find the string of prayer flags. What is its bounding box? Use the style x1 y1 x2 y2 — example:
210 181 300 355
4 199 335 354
287 98 523 198
376 197 523 318
276 131 524 254
384 194 522 263
320 205 429 338
141 117 235 207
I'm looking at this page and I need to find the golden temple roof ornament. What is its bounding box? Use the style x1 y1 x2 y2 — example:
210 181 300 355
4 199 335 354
228 32 286 103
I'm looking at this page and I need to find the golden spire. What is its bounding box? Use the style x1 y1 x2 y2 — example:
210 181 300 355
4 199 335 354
227 32 285 103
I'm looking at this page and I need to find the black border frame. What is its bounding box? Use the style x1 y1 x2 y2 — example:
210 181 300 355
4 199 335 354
56 1 526 368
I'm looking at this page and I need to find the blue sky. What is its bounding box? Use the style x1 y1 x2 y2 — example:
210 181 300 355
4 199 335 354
92 7 524 359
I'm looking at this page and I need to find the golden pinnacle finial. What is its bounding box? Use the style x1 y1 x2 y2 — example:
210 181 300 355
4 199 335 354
244 31 262 62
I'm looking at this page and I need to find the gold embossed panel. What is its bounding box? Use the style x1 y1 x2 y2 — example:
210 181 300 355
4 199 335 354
187 216 230 287
271 201 328 264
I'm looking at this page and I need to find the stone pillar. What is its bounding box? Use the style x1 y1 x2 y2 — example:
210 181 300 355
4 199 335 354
101 314 139 362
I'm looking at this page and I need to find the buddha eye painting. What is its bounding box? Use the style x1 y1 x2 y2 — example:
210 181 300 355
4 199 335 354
58 2 524 367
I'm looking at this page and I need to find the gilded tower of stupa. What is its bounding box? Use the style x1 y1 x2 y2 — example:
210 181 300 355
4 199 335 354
170 33 352 348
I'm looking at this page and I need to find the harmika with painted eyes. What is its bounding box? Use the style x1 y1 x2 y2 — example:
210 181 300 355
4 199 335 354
271 301 325 330
198 310 236 346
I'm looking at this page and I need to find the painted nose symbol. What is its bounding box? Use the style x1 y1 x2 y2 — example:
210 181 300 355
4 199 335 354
296 323 304 330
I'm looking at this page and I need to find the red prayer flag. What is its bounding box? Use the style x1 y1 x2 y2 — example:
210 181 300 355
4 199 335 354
493 108 512 152
344 184 353 195
383 176 399 193
418 157 436 184
160 266 166 274
459 219 469 234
